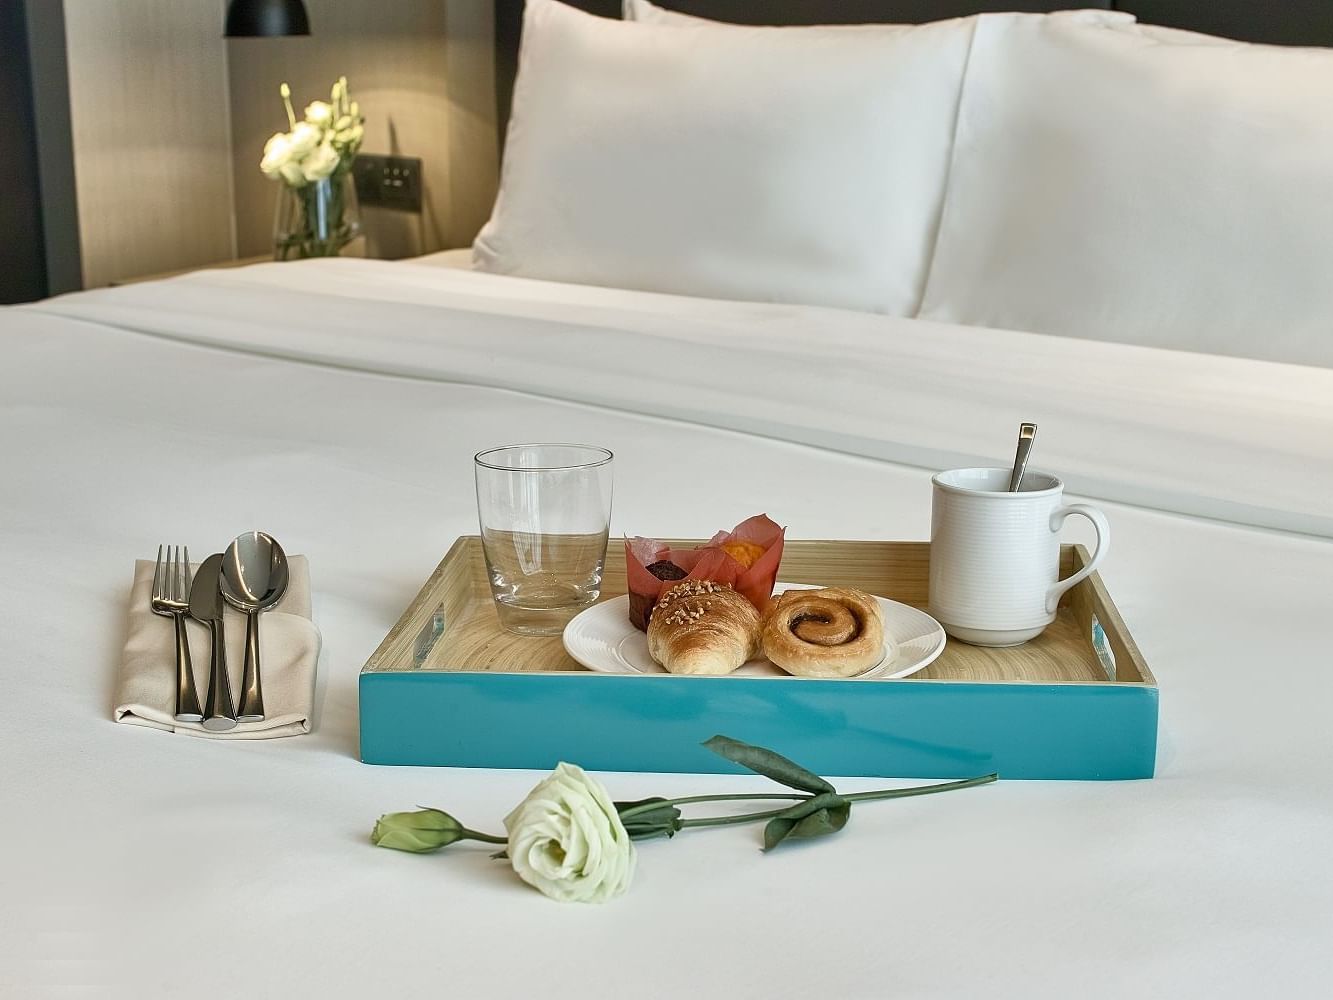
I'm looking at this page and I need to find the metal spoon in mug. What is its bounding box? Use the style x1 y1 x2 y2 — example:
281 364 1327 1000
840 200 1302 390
1009 422 1038 492
220 531 290 722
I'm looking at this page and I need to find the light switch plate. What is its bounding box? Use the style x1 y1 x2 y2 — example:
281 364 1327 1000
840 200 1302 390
352 154 422 213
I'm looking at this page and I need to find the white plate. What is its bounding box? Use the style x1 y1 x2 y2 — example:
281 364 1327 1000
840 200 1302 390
563 583 946 680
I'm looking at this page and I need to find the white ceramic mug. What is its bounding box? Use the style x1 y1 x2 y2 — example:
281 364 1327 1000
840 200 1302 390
929 468 1110 647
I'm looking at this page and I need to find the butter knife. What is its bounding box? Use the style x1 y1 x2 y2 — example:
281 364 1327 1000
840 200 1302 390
190 553 237 732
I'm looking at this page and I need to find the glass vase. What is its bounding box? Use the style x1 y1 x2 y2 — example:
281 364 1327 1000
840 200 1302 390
272 172 361 260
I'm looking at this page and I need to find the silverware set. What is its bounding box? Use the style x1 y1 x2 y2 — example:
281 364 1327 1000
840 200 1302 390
151 531 290 731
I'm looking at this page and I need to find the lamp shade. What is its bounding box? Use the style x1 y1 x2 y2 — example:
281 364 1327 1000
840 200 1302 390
224 0 311 38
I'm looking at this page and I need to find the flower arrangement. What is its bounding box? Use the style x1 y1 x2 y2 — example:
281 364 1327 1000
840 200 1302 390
372 735 997 904
260 78 365 259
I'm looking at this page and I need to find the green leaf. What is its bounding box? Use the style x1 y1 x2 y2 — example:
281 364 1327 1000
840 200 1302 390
622 823 682 841
615 796 677 816
762 792 851 851
703 735 835 795
788 800 850 840
763 817 798 850
624 825 681 842
615 797 683 840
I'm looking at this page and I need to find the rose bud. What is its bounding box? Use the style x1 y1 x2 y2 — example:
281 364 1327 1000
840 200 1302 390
371 808 466 853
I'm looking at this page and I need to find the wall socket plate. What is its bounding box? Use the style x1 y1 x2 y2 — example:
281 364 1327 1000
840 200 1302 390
352 154 422 213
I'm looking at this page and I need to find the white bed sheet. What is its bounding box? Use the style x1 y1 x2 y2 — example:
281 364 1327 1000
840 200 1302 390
2 261 1331 999
34 258 1333 537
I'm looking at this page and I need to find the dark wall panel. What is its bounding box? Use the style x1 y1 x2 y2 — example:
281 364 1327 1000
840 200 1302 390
659 1 1108 23
22 0 80 295
649 0 1333 43
1124 0 1333 47
496 1 1332 138
0 0 48 303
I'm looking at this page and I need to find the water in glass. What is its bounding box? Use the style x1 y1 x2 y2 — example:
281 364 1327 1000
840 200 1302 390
475 444 613 636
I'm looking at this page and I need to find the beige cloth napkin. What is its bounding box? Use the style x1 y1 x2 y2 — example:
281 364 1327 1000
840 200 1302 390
114 555 320 739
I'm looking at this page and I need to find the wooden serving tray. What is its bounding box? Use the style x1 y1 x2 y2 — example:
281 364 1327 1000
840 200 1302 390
359 539 1158 779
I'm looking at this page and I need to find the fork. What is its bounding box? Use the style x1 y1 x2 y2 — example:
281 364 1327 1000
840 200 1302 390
150 545 205 722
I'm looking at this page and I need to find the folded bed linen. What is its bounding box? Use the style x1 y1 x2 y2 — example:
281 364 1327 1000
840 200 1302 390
31 258 1333 538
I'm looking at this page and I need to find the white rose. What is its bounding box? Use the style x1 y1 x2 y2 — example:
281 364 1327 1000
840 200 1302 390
300 141 340 183
278 161 305 186
304 101 333 128
259 131 292 178
503 763 636 903
286 121 321 159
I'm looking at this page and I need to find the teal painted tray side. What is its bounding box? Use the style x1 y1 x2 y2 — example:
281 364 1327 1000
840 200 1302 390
359 671 1158 780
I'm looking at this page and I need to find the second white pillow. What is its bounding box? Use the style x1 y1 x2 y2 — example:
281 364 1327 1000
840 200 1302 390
918 13 1333 366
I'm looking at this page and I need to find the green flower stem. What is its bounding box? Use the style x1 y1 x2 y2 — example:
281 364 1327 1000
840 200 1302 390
842 772 998 802
617 792 807 823
631 773 998 831
460 829 508 845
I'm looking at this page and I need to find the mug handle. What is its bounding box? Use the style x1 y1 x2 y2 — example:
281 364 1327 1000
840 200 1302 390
1045 504 1111 614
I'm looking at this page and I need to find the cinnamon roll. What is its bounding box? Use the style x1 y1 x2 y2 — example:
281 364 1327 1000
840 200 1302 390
761 588 885 678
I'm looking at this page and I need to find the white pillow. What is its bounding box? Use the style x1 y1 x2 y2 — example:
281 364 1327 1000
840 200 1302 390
919 13 1333 367
474 0 974 315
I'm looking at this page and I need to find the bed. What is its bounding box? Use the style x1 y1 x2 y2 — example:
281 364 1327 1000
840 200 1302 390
3 3 1333 998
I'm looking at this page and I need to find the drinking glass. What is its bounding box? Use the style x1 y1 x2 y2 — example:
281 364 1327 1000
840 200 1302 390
474 444 614 636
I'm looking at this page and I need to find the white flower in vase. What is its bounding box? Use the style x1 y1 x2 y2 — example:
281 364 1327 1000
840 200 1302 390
259 132 291 177
300 142 340 183
262 77 366 258
285 121 322 162
303 100 334 128
259 133 304 187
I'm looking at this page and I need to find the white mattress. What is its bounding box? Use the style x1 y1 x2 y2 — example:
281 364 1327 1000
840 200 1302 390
3 259 1332 998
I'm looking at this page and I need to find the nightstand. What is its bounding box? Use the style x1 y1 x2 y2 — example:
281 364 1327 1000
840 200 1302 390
108 237 368 286
108 254 273 287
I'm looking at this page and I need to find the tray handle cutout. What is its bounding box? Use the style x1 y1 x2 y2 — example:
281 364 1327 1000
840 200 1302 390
1091 614 1116 682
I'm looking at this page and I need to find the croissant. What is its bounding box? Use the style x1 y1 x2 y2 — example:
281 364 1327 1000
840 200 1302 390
762 588 885 678
647 580 762 675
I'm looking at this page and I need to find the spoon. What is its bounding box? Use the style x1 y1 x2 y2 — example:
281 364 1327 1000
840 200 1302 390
220 531 290 722
1008 422 1038 492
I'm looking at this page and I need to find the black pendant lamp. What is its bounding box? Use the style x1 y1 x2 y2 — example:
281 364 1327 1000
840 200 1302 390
224 0 311 38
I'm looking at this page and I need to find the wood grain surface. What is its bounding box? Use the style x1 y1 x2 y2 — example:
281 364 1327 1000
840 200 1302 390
365 538 1153 686
64 0 236 287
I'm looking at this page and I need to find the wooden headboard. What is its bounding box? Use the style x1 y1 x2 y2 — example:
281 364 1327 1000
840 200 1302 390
494 1 1333 134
